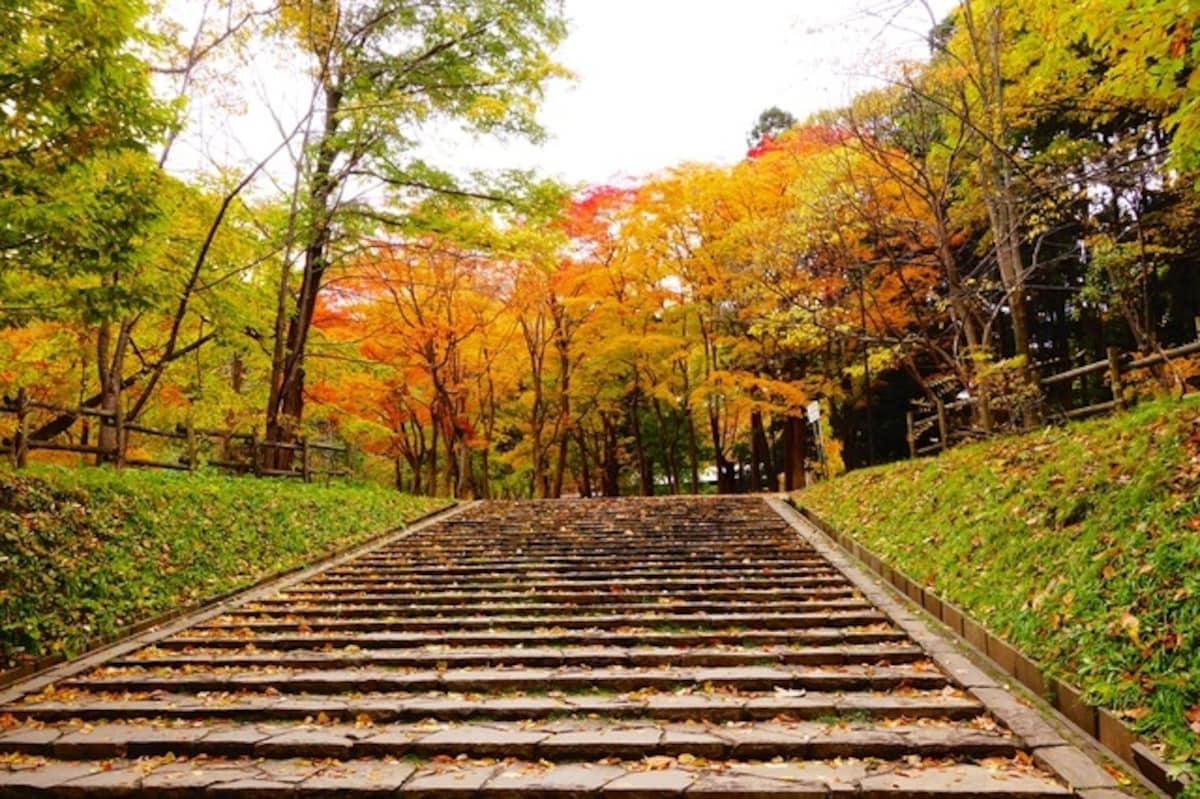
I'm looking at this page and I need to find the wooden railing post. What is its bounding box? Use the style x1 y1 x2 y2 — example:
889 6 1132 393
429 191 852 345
250 431 261 476
906 411 917 459
301 436 312 483
935 398 949 452
12 387 29 468
185 415 197 472
1107 346 1125 410
979 390 994 434
113 397 127 468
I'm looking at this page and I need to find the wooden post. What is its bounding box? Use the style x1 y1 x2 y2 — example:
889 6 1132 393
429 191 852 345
301 437 311 483
979 390 994 434
12 387 29 468
185 415 197 472
113 396 127 468
250 431 261 476
1107 346 1124 410
935 398 949 452
906 411 917 459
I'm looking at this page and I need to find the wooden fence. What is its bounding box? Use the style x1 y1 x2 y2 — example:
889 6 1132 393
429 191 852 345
0 389 349 482
907 337 1200 458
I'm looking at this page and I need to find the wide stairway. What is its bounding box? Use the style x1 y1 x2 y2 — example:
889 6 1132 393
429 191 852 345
0 497 1090 796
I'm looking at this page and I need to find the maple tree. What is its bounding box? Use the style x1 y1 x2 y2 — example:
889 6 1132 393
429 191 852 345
4 0 1200 493
260 0 567 462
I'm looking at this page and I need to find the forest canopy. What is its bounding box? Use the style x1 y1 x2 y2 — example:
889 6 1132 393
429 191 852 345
2 0 1199 497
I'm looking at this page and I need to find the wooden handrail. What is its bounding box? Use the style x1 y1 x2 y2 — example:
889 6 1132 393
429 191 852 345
0 389 349 480
907 337 1200 458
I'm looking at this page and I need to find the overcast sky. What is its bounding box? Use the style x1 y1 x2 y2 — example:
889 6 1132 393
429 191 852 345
423 0 959 185
170 1 959 190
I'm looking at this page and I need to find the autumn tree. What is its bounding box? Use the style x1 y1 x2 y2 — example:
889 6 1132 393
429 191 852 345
262 0 567 459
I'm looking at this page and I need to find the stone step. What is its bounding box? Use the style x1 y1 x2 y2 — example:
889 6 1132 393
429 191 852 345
354 548 820 562
329 557 833 573
270 587 861 604
65 663 948 694
0 495 1101 799
369 533 803 543
3 689 983 724
191 609 889 632
2 719 1019 761
0 755 1072 798
294 576 854 591
300 568 849 583
234 599 875 617
110 643 927 670
158 625 909 650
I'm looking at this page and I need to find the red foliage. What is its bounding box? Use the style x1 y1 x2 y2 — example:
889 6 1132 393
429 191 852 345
561 183 638 239
746 125 848 160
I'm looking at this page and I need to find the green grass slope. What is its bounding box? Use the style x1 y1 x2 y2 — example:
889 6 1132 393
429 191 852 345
798 396 1200 780
0 466 450 669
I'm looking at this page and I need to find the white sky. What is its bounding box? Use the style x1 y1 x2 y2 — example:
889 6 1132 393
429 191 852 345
428 0 958 185
167 0 958 190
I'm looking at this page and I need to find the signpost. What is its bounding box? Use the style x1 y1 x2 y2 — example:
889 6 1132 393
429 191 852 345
806 401 827 481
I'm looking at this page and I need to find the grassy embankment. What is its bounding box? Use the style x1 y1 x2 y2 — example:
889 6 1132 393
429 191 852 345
0 466 450 668
799 396 1200 781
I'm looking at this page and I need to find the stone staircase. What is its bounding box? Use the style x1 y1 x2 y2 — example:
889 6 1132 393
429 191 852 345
0 496 1112 796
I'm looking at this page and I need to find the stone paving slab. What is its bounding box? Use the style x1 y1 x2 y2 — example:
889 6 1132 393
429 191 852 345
107 642 925 671
2 688 983 724
64 662 947 695
0 719 1023 762
190 610 887 634
154 627 910 650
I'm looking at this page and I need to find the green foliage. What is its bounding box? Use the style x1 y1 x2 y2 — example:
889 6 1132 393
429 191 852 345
0 465 450 666
798 397 1200 782
0 0 174 326
747 106 797 146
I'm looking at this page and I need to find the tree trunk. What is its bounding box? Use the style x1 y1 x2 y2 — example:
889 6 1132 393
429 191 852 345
601 413 620 497
781 416 807 491
96 319 133 464
749 410 769 492
428 416 439 497
709 406 735 494
652 398 680 494
479 446 491 499
686 410 701 494
629 388 654 496
574 427 592 498
265 82 344 465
